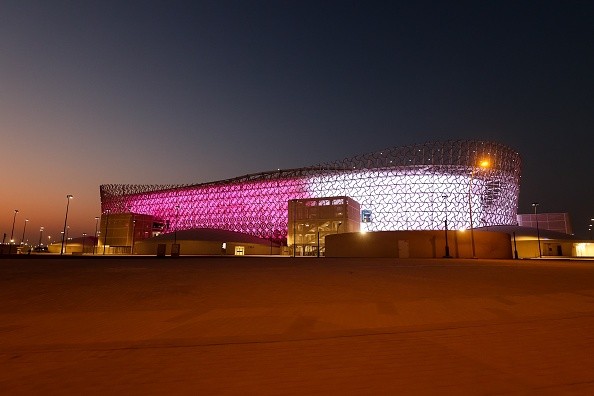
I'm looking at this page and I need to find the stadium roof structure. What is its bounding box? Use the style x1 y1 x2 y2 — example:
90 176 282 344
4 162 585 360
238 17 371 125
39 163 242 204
100 140 522 241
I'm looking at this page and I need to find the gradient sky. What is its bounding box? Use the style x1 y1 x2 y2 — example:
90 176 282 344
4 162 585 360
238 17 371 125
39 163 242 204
1 0 593 242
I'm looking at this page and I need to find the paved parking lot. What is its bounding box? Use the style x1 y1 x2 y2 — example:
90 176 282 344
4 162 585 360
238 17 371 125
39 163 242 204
1 256 594 394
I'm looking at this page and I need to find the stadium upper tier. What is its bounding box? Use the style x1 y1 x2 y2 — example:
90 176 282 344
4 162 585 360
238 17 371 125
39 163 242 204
100 140 521 240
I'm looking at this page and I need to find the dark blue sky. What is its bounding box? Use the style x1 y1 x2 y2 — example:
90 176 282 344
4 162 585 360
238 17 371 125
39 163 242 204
1 0 593 239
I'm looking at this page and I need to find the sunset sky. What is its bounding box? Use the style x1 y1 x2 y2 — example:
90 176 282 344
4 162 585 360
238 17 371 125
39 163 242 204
1 0 593 242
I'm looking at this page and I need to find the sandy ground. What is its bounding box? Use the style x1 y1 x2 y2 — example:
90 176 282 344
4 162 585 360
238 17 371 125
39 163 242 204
1 256 594 395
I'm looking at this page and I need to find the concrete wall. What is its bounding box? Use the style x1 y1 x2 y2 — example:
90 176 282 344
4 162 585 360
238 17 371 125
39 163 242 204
325 230 512 259
514 239 578 258
134 239 280 256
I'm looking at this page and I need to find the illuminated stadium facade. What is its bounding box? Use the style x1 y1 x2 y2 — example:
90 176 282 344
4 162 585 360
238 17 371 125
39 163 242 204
100 140 521 243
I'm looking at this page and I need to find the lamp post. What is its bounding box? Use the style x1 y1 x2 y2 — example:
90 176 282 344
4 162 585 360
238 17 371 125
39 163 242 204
38 227 44 247
174 205 180 245
21 218 29 245
65 226 70 253
82 233 87 254
512 231 519 259
468 160 489 259
442 194 451 258
103 210 110 255
60 195 73 255
94 216 99 255
9 209 18 243
337 221 342 234
317 227 320 257
293 200 297 257
532 202 542 258
130 218 136 255
9 209 19 254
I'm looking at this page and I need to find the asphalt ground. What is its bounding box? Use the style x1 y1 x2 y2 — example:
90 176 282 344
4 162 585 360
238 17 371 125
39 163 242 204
1 256 594 395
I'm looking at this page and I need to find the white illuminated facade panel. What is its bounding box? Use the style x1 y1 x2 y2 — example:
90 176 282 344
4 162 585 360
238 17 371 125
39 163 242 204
306 171 507 231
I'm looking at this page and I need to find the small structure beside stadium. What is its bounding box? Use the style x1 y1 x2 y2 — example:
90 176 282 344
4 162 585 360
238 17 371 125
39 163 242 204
133 228 281 256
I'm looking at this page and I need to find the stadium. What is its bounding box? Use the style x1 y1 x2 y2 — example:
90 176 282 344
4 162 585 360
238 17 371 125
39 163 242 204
99 140 521 255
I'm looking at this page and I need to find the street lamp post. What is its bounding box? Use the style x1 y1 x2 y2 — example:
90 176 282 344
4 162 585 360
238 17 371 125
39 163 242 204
337 221 342 234
293 201 297 257
60 195 73 255
9 209 19 254
174 205 180 245
131 218 136 255
38 227 44 247
442 195 451 258
169 205 181 257
532 202 542 258
65 226 70 253
21 218 29 245
468 160 489 259
103 210 110 255
93 216 99 255
317 228 320 257
82 233 87 254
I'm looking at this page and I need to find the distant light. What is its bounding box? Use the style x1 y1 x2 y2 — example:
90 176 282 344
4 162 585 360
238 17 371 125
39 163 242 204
459 228 467 232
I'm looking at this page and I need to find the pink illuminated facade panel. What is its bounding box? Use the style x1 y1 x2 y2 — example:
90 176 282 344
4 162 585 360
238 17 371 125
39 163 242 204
100 140 522 242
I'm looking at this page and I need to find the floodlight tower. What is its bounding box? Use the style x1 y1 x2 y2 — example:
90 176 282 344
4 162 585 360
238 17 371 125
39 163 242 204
60 195 73 255
468 160 490 258
9 209 19 244
532 202 542 258
20 218 29 245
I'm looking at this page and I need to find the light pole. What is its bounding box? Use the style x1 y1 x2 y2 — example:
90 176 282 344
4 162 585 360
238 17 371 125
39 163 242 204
293 201 297 257
94 216 99 255
174 205 180 245
337 221 342 234
65 226 70 253
103 210 110 255
60 195 73 255
9 209 19 243
20 218 29 245
9 209 19 254
468 160 489 259
38 226 44 247
130 218 136 255
442 194 451 258
82 233 87 254
317 227 320 257
532 202 542 258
